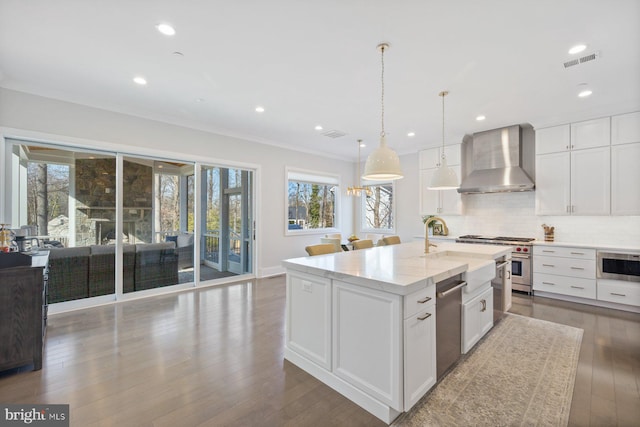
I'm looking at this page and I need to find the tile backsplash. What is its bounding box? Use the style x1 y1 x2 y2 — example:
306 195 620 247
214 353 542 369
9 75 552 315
441 192 640 247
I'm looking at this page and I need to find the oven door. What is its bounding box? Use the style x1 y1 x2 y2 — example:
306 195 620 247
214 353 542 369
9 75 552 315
511 253 531 290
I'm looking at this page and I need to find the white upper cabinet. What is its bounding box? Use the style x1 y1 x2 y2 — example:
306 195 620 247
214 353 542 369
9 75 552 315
536 124 570 155
535 151 571 215
611 142 640 215
611 111 640 145
570 146 610 215
418 144 461 169
536 146 610 216
536 118 610 155
570 117 611 150
419 165 462 215
536 116 613 216
418 144 462 216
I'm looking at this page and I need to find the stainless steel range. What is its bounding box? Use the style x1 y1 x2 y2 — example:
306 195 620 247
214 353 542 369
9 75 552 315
456 235 534 293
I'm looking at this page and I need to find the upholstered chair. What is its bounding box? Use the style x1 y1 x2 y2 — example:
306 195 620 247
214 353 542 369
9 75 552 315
382 235 401 245
352 239 374 250
320 237 342 252
305 243 339 256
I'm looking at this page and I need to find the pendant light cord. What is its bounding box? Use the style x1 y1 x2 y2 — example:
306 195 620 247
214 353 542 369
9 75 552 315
440 90 448 160
357 139 362 178
380 45 385 137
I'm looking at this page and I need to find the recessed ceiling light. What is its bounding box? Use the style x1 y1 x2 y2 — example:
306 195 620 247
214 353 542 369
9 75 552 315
476 115 486 121
578 89 593 98
133 76 147 85
407 132 416 137
195 98 205 103
156 23 176 36
315 125 323 131
255 106 265 113
568 44 587 55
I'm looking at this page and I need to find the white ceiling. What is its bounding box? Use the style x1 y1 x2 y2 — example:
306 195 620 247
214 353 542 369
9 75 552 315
1 0 639 161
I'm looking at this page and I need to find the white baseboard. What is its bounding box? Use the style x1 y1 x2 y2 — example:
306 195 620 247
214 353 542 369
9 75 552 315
260 265 285 278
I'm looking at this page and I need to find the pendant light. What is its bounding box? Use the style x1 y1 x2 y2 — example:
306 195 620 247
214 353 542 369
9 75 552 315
347 140 373 197
428 90 459 189
362 43 404 181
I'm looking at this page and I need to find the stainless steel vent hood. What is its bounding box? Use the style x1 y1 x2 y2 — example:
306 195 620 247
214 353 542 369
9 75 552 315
457 125 535 194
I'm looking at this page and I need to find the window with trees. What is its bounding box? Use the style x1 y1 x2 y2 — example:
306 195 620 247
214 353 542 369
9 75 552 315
362 182 394 232
286 170 339 234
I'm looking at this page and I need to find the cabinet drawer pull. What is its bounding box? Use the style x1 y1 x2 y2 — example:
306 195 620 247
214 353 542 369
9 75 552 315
480 299 487 312
417 296 432 304
542 250 555 253
542 264 555 267
610 292 626 297
418 313 432 321
570 267 585 270
570 252 585 255
570 286 584 289
542 282 555 285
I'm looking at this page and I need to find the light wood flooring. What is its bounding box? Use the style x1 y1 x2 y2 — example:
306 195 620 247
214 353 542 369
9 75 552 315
0 277 638 426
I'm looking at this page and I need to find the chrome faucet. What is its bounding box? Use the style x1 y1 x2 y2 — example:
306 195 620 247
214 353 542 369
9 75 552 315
424 216 449 253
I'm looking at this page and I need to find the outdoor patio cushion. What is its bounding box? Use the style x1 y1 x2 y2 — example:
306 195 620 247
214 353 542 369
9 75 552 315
47 246 90 303
88 244 135 296
134 242 178 291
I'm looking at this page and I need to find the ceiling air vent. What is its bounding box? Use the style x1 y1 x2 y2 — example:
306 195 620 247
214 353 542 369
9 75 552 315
322 129 347 138
564 51 601 68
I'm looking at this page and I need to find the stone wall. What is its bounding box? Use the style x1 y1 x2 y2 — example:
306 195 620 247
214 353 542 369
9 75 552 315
74 159 153 245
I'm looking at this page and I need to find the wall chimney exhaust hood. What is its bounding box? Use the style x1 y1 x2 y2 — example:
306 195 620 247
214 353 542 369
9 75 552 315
457 125 535 194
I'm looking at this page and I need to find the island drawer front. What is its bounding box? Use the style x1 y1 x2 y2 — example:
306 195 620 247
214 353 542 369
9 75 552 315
533 273 596 299
404 283 436 319
597 280 640 307
533 255 595 279
534 246 596 260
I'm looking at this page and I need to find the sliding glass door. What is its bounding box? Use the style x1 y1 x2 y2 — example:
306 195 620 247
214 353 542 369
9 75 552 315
200 166 253 281
4 138 254 307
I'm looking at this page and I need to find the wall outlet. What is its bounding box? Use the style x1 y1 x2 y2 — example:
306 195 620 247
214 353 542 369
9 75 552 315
302 280 313 293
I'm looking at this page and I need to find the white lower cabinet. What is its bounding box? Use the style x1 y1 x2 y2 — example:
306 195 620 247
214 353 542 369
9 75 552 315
533 273 596 299
403 286 436 411
533 246 597 299
332 280 403 410
597 279 640 307
286 272 332 369
462 286 493 354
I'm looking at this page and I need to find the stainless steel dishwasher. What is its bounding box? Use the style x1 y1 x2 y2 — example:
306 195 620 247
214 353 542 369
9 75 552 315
436 274 467 379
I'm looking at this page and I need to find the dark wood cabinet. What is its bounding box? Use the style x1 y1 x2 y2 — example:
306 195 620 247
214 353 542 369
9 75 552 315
0 266 45 371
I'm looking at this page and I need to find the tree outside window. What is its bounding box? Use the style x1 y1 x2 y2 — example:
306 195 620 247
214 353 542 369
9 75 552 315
362 183 394 231
287 170 338 232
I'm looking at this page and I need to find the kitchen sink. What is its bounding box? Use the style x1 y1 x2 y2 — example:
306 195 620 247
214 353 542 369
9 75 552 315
422 250 496 294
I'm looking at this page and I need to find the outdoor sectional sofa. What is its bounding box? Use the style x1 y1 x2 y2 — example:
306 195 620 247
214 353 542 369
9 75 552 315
47 242 178 303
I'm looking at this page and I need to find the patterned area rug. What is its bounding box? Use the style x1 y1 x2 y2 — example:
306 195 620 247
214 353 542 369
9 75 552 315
393 313 583 426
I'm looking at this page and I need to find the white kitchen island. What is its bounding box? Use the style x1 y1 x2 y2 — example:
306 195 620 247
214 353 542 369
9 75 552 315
282 240 512 424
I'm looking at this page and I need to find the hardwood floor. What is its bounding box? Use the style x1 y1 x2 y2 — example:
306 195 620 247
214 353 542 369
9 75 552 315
0 277 638 426
510 293 640 427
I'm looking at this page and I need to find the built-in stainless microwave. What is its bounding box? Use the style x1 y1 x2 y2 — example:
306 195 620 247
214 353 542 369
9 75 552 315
597 251 640 282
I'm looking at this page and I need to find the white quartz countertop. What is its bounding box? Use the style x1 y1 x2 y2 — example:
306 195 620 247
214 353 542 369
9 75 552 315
532 241 640 252
282 240 511 295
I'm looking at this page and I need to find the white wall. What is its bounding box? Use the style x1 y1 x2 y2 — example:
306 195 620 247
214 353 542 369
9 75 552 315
0 88 356 276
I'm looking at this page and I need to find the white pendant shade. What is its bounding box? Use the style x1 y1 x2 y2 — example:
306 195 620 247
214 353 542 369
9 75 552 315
428 90 458 190
428 156 458 189
362 136 404 181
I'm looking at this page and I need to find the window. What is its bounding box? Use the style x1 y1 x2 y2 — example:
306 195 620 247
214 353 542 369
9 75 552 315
286 169 339 234
362 182 394 232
